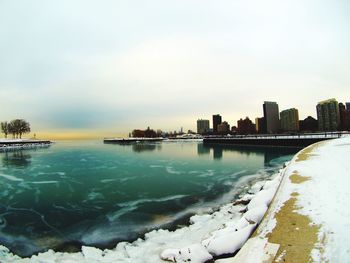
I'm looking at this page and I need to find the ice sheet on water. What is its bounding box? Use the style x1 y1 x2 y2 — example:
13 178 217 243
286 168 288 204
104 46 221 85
0 169 285 263
0 173 23 182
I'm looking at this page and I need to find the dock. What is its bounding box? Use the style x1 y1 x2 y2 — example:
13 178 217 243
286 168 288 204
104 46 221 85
103 138 164 144
0 139 52 150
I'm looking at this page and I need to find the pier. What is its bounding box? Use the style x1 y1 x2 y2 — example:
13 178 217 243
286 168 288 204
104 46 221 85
203 133 346 148
103 138 164 144
0 139 52 150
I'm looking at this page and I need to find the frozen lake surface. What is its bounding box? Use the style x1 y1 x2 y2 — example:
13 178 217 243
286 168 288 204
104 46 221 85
0 140 297 257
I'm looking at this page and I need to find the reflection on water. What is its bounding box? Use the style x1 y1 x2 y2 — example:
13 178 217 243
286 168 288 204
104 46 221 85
132 143 162 153
2 151 32 168
197 144 210 155
200 144 299 164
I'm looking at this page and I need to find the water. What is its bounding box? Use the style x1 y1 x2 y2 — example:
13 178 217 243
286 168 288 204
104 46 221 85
0 140 298 257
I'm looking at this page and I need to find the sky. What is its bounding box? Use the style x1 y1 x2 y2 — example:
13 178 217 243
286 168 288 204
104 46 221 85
0 0 349 139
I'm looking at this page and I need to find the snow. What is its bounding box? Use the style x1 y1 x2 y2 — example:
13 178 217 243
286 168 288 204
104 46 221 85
243 205 268 224
160 243 212 263
255 135 350 262
204 223 256 256
0 138 51 150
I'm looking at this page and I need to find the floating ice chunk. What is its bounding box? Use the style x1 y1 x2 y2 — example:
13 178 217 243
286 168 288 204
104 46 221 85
243 205 268 224
190 214 212 224
0 245 21 262
204 224 256 256
0 173 23 182
161 243 213 263
82 246 103 261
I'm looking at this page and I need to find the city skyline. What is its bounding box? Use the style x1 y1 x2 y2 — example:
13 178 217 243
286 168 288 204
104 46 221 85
1 0 350 139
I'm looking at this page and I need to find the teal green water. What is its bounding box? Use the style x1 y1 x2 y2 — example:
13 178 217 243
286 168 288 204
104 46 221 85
0 141 297 256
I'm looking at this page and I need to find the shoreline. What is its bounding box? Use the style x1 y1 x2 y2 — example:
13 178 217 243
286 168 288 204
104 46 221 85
232 135 350 262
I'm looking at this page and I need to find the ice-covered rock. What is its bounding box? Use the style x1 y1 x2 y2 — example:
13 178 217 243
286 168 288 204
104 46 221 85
248 181 265 194
203 224 256 256
82 246 103 261
247 188 276 210
160 243 213 263
243 205 268 224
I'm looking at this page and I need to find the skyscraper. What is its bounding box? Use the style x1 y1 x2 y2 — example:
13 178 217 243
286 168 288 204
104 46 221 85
339 103 350 131
212 114 222 133
280 108 299 132
217 121 230 133
346 102 350 110
255 117 265 134
316 98 340 131
197 119 210 134
263 101 280 133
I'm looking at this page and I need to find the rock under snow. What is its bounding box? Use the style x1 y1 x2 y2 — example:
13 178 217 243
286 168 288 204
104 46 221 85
160 243 213 263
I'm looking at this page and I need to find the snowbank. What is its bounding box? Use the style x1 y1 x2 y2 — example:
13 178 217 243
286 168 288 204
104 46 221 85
255 136 350 262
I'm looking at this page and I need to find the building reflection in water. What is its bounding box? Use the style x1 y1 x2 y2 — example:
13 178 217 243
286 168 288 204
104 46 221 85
197 143 210 155
198 143 299 164
132 143 162 153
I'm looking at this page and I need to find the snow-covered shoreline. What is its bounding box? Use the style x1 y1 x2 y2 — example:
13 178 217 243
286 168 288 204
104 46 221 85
248 135 350 262
0 160 287 262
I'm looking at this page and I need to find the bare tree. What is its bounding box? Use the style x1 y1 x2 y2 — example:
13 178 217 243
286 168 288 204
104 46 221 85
7 119 31 139
1 122 9 138
19 120 30 138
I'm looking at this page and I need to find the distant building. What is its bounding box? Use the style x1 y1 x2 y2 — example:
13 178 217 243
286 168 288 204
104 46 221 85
132 127 157 138
255 117 264 134
339 103 346 112
217 121 230 134
263 101 280 133
346 102 350 110
299 116 318 132
316 99 340 131
237 117 256 134
197 119 210 134
339 103 350 131
231 126 237 133
212 114 222 133
280 108 299 132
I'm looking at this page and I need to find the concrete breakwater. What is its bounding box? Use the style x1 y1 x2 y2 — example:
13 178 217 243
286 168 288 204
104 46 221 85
203 133 344 148
0 140 51 150
103 138 164 144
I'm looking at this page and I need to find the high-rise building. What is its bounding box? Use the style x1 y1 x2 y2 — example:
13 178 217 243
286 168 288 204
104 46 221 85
255 117 265 134
316 99 340 131
339 103 350 131
299 116 318 132
346 102 350 110
280 108 299 132
237 117 256 134
217 121 230 133
263 101 280 133
197 119 210 134
212 114 222 133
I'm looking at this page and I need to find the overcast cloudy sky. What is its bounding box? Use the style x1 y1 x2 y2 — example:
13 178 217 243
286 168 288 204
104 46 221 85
0 0 349 138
